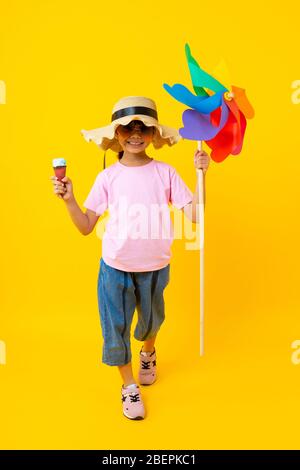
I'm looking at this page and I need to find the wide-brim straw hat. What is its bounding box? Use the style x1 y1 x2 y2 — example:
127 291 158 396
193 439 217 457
80 96 181 153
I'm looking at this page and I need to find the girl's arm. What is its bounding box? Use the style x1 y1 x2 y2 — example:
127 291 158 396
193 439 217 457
50 175 99 235
65 199 99 235
183 150 210 223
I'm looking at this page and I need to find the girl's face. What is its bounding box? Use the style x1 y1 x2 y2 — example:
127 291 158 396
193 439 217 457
115 120 155 153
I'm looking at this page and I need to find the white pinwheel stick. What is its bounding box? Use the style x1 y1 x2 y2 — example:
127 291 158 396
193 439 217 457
196 140 205 356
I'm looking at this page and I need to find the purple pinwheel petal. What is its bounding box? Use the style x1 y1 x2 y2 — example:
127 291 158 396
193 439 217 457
179 98 229 141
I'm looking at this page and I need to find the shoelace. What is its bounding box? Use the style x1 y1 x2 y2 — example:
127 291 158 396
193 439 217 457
122 392 141 403
141 360 151 370
129 393 140 403
141 359 156 370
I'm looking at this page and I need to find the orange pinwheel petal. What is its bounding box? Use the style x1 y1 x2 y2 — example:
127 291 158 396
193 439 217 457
231 86 255 119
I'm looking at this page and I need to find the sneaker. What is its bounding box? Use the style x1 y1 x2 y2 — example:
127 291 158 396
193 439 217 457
138 348 157 385
121 384 145 420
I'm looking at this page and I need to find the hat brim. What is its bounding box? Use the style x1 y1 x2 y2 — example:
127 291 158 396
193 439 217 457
81 115 181 152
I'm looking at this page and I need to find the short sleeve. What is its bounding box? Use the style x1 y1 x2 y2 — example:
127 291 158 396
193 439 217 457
83 171 108 216
169 167 193 209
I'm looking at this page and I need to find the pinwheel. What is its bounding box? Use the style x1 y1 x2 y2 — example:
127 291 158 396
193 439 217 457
164 44 254 162
163 44 254 355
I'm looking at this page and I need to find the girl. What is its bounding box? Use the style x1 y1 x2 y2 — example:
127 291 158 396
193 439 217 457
50 96 210 420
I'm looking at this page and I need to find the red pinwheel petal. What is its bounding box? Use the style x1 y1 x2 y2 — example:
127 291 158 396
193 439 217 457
210 107 221 127
206 108 243 162
231 112 247 155
226 98 241 130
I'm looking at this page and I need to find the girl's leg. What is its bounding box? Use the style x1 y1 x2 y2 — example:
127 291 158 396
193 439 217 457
118 362 137 387
133 263 170 343
142 334 157 353
133 265 170 386
97 259 136 367
98 260 145 419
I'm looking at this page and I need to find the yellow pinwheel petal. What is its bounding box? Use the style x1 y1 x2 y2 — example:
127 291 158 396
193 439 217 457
212 58 232 92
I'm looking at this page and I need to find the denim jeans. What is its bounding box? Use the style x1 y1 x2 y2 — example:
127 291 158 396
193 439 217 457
97 257 170 366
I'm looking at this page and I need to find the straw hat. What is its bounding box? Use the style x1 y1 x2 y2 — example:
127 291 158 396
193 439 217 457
80 96 181 153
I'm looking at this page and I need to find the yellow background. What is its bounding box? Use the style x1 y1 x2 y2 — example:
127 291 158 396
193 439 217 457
1 0 300 450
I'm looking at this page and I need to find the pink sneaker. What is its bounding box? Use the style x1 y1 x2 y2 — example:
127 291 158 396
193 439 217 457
121 384 145 420
138 348 157 385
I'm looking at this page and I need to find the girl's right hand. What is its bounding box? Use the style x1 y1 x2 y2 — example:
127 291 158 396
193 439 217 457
50 175 74 202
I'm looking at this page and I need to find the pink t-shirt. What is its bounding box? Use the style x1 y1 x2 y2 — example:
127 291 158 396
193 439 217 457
83 158 193 272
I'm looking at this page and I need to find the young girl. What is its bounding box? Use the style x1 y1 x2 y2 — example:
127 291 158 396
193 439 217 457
50 96 210 420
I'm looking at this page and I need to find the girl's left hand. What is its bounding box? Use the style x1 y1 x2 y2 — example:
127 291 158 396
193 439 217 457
194 149 210 174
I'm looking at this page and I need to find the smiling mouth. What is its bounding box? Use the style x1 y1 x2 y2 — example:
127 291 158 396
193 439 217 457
127 141 144 146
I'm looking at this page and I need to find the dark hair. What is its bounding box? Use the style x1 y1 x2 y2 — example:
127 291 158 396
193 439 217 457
118 151 124 160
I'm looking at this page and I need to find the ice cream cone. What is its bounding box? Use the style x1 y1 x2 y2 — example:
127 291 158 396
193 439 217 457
52 158 67 182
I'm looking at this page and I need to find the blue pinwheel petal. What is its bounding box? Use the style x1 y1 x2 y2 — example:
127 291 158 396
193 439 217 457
163 83 224 114
179 99 229 141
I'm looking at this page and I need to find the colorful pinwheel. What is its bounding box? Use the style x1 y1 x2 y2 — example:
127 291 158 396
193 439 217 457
163 45 254 356
163 44 254 162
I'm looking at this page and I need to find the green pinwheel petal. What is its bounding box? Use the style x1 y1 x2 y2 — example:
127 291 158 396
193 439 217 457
185 43 228 94
184 44 208 97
